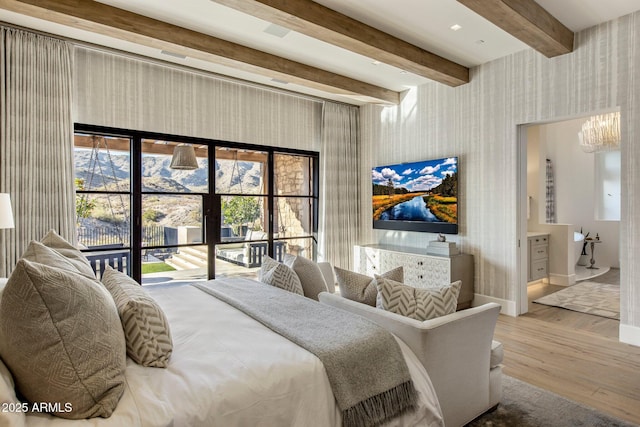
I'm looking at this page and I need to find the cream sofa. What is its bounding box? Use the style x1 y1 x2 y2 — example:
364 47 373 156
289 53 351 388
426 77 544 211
316 264 502 427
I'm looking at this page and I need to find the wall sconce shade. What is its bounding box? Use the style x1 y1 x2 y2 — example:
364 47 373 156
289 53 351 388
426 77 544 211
0 193 15 229
578 112 620 153
170 144 198 170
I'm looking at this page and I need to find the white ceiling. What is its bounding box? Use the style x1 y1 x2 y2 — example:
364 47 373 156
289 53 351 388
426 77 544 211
2 0 640 104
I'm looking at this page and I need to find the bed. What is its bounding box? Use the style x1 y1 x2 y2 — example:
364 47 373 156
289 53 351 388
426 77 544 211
2 277 444 427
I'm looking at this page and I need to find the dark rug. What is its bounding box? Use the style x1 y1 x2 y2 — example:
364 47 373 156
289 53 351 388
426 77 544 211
467 375 637 427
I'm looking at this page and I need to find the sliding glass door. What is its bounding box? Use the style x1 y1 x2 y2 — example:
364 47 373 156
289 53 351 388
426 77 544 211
74 124 318 285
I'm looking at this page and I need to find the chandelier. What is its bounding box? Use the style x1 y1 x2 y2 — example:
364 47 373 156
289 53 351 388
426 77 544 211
578 112 620 153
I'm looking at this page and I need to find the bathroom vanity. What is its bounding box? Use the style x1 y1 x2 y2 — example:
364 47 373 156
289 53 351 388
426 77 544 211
527 232 549 282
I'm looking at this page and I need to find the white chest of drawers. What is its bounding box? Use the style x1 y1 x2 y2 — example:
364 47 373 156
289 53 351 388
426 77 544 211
354 244 474 309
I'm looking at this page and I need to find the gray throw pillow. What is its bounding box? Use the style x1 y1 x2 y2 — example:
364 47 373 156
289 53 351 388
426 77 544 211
334 266 403 306
102 266 173 368
0 259 126 419
258 255 304 295
283 254 328 300
22 240 98 281
376 277 462 321
40 229 96 279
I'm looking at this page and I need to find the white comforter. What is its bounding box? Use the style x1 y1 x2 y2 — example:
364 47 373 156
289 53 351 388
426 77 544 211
24 282 444 427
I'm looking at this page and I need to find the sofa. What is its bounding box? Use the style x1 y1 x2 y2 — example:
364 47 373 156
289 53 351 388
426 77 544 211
316 263 503 427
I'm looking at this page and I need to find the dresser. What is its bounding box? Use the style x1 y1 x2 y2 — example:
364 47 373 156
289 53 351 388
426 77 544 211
527 232 549 282
354 244 474 309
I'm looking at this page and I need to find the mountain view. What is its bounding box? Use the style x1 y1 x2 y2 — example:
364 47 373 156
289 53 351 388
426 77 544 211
74 150 265 246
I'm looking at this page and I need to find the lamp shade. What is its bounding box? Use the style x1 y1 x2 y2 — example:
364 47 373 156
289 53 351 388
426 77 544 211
170 144 198 170
0 193 15 229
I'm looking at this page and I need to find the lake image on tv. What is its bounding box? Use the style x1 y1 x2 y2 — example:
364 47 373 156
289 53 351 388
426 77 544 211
379 195 440 222
372 157 458 225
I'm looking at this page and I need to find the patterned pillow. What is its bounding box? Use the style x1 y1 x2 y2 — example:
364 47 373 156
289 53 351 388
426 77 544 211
283 254 328 300
0 259 126 419
40 229 96 279
334 266 403 307
101 266 173 368
258 255 304 295
22 240 98 281
375 277 462 321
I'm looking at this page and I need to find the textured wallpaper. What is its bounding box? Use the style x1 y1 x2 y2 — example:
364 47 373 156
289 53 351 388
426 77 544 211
360 12 640 330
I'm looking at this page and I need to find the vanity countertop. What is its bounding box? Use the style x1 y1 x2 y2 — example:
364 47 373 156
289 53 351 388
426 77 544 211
527 231 549 238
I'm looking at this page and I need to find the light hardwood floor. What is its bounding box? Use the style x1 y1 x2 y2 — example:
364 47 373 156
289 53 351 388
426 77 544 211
494 269 640 425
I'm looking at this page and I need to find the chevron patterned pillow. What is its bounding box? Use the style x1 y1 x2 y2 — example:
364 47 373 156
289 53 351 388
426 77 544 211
334 266 403 306
375 277 462 321
258 255 304 295
102 266 173 368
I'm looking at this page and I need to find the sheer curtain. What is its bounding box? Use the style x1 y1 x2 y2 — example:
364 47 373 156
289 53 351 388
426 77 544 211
0 27 75 276
318 102 360 269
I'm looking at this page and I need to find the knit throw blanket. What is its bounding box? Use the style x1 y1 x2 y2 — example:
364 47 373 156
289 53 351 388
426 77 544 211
193 279 417 427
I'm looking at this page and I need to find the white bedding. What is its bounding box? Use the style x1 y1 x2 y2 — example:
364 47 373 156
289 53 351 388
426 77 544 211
23 282 444 427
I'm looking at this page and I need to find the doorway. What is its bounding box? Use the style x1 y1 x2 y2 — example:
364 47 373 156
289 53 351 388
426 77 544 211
517 112 622 322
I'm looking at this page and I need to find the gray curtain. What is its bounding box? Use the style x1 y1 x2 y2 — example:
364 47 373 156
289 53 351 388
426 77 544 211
318 102 360 269
0 27 75 276
545 158 556 223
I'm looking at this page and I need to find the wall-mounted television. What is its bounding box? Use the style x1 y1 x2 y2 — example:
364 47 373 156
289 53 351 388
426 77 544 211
372 157 458 234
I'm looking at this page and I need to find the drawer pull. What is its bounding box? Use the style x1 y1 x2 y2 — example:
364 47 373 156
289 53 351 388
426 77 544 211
417 261 424 266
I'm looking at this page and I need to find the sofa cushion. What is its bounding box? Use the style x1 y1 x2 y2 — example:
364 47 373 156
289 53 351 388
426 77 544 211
258 255 304 296
40 229 96 279
334 266 403 306
0 259 126 419
101 266 173 368
283 254 328 300
376 277 461 321
491 340 504 369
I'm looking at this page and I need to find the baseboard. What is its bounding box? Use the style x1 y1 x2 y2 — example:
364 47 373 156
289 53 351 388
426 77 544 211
620 324 640 347
548 273 576 287
473 294 517 317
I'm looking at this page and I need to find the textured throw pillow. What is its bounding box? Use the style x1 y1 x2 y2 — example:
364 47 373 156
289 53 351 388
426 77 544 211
283 254 328 300
334 266 404 307
0 260 126 419
22 240 98 281
40 229 96 279
376 277 462 321
258 255 304 295
101 266 173 368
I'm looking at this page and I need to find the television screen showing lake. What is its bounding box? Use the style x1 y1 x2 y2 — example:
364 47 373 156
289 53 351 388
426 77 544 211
379 196 441 222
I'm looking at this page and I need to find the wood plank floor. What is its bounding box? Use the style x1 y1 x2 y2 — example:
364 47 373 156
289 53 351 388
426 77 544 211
494 268 640 425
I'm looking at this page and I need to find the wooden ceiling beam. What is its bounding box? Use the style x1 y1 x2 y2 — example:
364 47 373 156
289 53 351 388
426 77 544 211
0 0 399 104
457 0 574 57
212 0 469 87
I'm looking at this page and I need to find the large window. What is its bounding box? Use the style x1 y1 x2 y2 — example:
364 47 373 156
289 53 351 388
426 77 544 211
73 125 318 284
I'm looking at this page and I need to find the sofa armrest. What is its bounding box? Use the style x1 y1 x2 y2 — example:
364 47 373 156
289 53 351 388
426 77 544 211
318 292 501 427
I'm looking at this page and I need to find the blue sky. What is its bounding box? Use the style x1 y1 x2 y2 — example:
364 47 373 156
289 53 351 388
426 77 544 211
372 157 457 192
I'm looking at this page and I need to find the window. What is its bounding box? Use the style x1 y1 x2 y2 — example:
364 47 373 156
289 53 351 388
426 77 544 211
73 125 318 284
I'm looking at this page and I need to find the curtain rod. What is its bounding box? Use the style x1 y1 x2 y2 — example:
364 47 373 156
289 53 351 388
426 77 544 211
0 21 359 109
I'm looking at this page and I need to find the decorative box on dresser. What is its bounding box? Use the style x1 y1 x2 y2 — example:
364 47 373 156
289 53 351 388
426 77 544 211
354 244 474 310
527 232 549 282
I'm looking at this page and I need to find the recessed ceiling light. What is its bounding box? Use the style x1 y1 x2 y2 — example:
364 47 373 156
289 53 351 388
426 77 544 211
271 78 289 85
400 70 408 74
450 24 462 31
372 60 382 65
476 39 485 44
264 23 291 38
160 50 187 59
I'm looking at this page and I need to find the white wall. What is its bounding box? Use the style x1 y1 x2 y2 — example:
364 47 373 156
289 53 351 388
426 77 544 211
359 12 640 342
529 118 620 269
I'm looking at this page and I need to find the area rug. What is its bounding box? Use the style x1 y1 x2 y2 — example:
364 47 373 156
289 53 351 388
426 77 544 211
532 281 619 320
467 375 636 427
